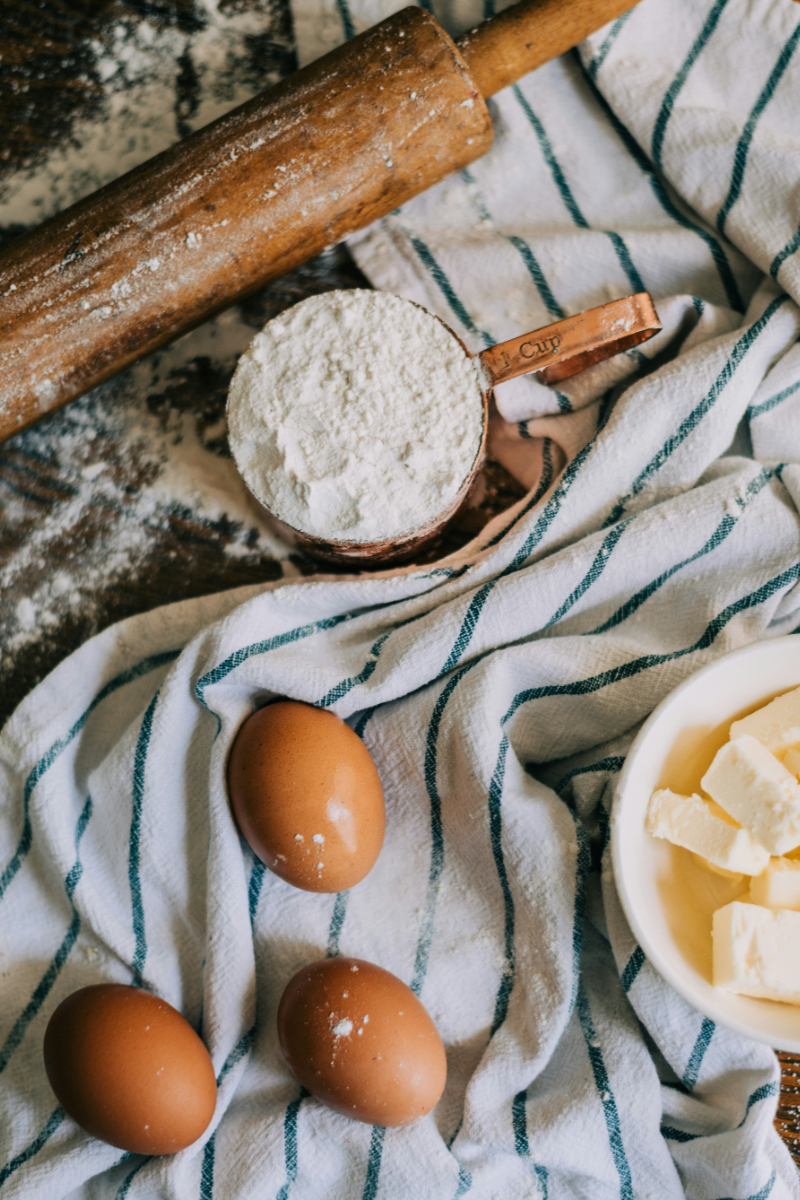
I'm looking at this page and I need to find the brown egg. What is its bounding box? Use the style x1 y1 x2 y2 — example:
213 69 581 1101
43 984 217 1154
277 957 447 1126
227 701 385 893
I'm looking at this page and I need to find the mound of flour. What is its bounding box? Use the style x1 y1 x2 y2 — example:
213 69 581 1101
226 290 485 542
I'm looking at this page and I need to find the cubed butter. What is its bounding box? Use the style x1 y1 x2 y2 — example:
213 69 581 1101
731 686 800 755
713 901 800 1003
646 788 769 874
750 857 800 909
701 734 800 856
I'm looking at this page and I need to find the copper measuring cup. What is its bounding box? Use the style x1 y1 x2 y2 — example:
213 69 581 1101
250 292 661 569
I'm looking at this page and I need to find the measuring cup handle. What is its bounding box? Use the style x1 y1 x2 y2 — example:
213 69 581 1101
476 293 661 389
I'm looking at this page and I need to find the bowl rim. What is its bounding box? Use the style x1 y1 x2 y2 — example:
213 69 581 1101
611 634 800 1051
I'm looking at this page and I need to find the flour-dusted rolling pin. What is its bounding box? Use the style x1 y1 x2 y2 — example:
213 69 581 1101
0 0 638 442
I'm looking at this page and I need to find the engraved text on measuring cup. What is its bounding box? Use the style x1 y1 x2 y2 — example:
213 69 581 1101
519 335 561 360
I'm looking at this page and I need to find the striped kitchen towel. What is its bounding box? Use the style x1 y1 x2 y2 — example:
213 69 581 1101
3 0 800 1197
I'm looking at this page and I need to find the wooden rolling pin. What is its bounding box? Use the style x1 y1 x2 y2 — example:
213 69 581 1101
0 0 638 442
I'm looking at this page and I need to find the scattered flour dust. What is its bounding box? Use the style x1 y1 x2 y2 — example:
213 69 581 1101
227 291 485 542
0 0 290 224
0 305 293 671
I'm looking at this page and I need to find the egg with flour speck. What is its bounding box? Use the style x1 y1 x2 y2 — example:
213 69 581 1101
227 701 385 892
43 984 216 1154
277 957 447 1125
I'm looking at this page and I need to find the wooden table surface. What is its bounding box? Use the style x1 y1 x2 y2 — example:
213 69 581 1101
2 0 800 1167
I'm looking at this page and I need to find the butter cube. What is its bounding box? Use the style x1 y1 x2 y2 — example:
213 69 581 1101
750 857 800 910
646 788 769 875
713 901 800 1003
701 735 800 856
731 686 800 755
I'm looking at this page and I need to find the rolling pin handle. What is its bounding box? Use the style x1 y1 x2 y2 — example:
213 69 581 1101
456 0 643 99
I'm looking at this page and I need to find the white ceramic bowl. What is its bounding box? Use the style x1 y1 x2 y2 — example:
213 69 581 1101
612 634 800 1051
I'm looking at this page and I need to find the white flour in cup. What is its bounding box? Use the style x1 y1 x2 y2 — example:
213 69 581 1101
226 290 485 542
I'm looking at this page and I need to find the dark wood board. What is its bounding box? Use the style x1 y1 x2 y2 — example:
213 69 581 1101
1 0 798 1167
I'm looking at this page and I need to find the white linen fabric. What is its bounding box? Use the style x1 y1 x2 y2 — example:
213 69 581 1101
3 0 800 1197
